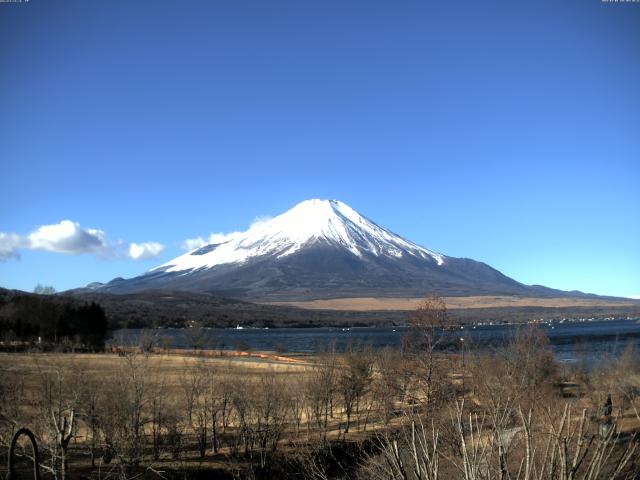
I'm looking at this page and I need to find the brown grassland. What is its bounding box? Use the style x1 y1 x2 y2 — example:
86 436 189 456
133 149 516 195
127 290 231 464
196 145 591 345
1 299 640 480
270 295 640 311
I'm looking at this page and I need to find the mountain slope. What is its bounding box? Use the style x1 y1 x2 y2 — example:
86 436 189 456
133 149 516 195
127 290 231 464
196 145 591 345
96 199 583 301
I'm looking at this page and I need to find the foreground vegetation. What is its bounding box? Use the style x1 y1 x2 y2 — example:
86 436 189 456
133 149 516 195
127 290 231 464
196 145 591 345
1 299 639 479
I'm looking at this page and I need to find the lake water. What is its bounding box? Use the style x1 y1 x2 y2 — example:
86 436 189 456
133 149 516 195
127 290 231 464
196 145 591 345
112 318 640 364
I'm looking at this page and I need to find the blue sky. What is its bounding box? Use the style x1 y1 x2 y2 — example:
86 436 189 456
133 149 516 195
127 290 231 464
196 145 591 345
1 0 638 297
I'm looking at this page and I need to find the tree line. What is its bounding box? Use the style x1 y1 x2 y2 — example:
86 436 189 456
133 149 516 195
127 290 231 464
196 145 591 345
0 289 108 349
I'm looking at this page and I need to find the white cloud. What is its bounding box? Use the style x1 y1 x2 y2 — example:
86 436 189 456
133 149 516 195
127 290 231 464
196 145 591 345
28 220 107 255
0 232 24 260
181 236 207 251
181 231 242 251
208 231 243 243
0 220 165 262
181 215 272 251
129 242 166 260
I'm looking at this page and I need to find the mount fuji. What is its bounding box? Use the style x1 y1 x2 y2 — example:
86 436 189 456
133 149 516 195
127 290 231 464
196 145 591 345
96 199 571 301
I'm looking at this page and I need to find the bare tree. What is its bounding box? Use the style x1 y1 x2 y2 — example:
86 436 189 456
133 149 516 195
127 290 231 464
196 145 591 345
0 367 25 447
404 296 451 408
34 359 78 480
181 360 211 458
149 375 169 460
182 324 210 350
98 352 150 472
364 415 440 480
76 371 103 468
365 397 640 480
305 347 338 442
289 376 306 436
33 283 57 295
375 347 406 424
338 346 373 434
253 371 290 468
137 329 156 352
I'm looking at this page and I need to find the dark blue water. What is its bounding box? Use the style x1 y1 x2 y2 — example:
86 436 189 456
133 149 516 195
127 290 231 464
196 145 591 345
112 318 640 363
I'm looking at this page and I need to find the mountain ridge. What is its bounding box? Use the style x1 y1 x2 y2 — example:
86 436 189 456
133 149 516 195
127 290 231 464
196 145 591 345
92 199 613 301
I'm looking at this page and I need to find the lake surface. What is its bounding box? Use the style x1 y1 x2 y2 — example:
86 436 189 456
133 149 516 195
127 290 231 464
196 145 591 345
112 318 640 363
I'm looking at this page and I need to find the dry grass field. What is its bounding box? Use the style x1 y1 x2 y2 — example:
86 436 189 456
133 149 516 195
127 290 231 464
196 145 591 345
0 351 313 399
2 321 640 479
270 295 640 311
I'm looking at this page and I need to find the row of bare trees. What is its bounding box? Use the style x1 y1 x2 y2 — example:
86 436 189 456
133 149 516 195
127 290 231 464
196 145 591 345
0 346 380 479
357 299 640 480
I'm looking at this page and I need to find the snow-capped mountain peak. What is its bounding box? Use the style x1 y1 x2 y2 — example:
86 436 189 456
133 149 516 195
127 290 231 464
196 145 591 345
153 199 445 274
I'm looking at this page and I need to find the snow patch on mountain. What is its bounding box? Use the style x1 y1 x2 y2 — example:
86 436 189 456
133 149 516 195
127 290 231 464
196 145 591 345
153 199 445 273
